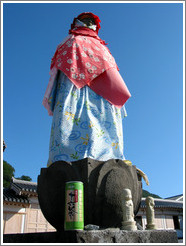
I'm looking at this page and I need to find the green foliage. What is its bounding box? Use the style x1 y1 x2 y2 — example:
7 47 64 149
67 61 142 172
16 175 32 181
142 189 162 199
3 160 15 188
3 160 32 188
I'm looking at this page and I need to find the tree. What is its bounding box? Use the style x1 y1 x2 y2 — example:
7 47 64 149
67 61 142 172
3 160 15 188
3 160 32 188
142 189 162 199
16 175 32 181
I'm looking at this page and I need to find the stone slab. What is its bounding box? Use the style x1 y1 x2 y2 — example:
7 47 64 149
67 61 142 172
3 229 178 243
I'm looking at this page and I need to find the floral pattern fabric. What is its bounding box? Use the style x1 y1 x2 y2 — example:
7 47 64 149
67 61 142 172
50 33 118 88
43 30 131 115
47 71 127 167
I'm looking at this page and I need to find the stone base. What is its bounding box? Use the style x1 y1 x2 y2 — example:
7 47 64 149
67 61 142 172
3 229 178 243
121 221 137 231
37 158 142 230
146 224 156 230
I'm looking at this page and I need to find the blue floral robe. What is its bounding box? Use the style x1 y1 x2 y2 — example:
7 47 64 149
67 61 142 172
47 71 127 166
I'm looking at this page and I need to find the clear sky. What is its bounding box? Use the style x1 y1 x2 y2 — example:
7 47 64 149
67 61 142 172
2 1 184 199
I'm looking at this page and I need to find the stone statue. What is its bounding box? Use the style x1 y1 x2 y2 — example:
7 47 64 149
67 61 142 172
38 12 144 231
43 12 131 167
145 196 156 230
121 188 137 230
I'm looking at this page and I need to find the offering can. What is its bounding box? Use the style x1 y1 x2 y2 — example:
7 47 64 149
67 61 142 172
64 181 84 230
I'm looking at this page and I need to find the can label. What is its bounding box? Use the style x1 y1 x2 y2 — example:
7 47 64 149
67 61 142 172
65 181 84 230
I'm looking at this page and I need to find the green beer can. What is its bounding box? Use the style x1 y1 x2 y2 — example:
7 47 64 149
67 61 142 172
64 181 84 230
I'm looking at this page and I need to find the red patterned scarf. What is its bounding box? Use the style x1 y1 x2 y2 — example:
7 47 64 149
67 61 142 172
43 27 131 115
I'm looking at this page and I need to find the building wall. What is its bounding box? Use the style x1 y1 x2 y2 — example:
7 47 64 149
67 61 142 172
137 208 183 235
3 204 27 234
3 197 56 234
24 203 55 233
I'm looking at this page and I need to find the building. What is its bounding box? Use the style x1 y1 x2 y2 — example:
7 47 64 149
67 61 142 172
3 178 183 239
3 178 56 234
136 196 183 238
165 194 183 202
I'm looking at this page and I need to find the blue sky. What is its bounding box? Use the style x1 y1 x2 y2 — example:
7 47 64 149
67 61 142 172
2 2 184 198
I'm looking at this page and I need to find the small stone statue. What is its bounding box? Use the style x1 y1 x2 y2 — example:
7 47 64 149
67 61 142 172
145 196 156 230
121 188 137 230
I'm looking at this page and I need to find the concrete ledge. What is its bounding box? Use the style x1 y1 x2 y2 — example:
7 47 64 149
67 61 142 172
3 229 178 243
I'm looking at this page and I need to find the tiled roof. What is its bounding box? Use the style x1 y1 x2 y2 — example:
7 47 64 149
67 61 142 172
165 194 183 201
140 198 183 209
10 177 37 195
3 188 29 204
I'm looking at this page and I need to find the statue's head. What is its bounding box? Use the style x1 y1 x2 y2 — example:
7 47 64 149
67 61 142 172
145 196 155 207
123 188 132 201
70 12 101 34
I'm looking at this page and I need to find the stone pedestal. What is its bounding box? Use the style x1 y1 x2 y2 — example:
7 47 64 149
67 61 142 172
3 230 178 243
121 221 137 231
146 224 156 230
37 158 142 230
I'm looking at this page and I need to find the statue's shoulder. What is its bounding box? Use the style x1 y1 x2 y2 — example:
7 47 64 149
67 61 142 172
57 34 74 49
